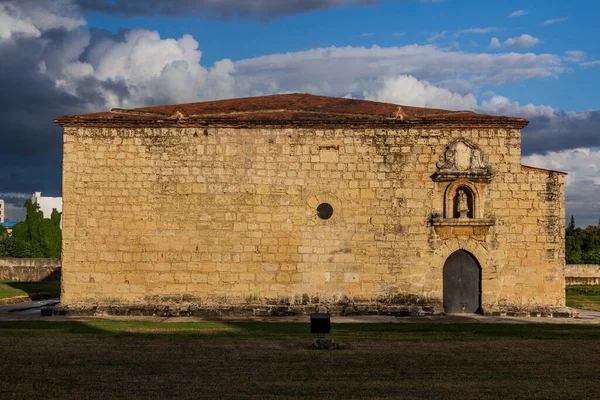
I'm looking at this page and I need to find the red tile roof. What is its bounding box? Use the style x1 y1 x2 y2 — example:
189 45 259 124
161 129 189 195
55 93 529 128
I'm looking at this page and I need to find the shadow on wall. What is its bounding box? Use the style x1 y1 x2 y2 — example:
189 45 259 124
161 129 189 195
0 258 62 281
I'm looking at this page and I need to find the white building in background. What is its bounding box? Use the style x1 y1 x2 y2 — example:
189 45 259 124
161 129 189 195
0 199 4 223
32 192 62 218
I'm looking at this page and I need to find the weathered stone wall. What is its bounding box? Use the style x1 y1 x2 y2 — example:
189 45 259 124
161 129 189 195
61 125 565 313
565 264 600 285
0 258 62 281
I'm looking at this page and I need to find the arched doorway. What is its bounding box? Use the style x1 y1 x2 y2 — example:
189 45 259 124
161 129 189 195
443 250 481 313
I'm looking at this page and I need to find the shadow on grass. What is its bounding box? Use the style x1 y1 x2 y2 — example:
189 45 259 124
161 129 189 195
1 319 599 341
2 320 600 400
2 270 61 301
1 284 599 340
3 281 60 300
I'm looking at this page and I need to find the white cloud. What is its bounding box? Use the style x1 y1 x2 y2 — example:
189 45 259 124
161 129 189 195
489 37 501 49
0 192 32 199
478 95 557 119
508 10 528 17
504 34 540 48
580 60 600 69
0 1 85 41
564 50 586 63
45 29 236 109
488 35 541 50
232 44 564 97
523 149 600 227
364 75 477 110
0 4 40 39
461 27 497 34
544 17 568 25
523 149 600 186
428 27 497 42
427 30 448 42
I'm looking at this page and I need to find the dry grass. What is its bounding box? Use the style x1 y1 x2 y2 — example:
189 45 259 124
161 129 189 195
1 321 599 399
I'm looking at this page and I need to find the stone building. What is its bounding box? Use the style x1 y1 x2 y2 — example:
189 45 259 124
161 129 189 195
56 94 568 316
0 199 4 224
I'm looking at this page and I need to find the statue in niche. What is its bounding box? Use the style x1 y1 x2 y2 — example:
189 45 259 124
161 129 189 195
457 189 470 219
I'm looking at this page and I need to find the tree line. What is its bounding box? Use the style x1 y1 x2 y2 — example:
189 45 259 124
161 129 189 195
566 215 600 264
0 200 61 258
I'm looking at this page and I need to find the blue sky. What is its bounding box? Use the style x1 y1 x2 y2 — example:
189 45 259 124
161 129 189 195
84 0 600 111
0 0 599 225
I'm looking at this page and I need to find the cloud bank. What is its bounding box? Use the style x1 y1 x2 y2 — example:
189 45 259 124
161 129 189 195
74 0 381 19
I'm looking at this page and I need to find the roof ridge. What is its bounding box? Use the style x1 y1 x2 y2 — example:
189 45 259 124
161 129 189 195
113 107 451 119
112 106 478 118
55 93 530 129
110 108 163 116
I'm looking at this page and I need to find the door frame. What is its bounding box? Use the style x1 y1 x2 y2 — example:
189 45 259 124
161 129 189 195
442 250 483 314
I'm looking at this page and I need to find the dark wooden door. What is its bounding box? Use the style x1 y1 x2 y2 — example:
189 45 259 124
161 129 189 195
443 250 480 313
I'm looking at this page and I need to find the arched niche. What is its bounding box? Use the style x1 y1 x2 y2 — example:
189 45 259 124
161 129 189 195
431 137 495 227
444 180 481 219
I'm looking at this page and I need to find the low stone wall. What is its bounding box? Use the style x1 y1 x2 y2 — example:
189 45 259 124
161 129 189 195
0 258 61 282
53 299 578 318
565 264 600 285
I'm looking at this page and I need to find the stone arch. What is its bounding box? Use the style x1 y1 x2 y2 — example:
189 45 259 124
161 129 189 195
433 237 488 269
425 237 489 308
444 179 481 219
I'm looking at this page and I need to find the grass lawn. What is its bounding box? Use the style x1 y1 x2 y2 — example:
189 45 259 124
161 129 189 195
0 281 60 301
0 321 600 399
566 285 600 311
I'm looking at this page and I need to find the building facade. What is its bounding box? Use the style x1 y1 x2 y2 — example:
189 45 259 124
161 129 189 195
0 199 4 224
32 192 62 219
56 94 568 316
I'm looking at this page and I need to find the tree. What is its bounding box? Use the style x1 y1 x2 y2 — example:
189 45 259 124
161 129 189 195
10 200 61 258
568 215 576 230
0 237 39 258
566 221 600 264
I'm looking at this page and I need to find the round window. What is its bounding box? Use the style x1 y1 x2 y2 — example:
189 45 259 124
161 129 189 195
317 203 334 220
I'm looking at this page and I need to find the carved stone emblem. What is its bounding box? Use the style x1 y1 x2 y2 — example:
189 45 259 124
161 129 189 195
436 138 490 173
